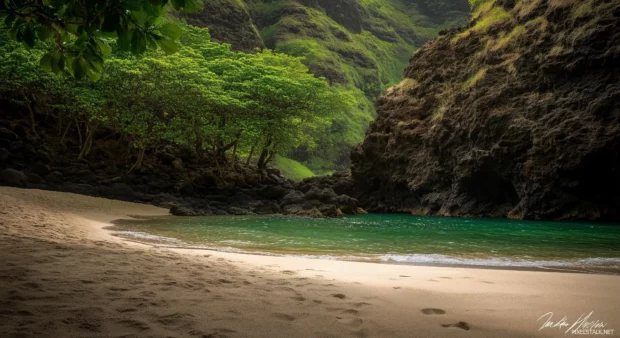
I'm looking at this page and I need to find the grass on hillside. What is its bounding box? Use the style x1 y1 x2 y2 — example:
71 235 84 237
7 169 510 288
273 156 315 182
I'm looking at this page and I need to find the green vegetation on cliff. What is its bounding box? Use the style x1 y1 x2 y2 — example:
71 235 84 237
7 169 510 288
180 0 469 172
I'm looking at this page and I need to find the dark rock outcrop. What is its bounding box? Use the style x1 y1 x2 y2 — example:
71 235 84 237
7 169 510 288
0 108 361 219
348 0 620 221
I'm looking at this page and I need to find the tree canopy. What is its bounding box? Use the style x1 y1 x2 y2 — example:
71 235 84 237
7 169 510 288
0 23 351 171
0 0 201 80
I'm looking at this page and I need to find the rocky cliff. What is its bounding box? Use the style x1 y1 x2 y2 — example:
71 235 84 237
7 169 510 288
349 0 620 221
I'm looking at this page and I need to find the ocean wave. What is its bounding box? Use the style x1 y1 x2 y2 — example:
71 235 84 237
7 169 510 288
377 254 620 268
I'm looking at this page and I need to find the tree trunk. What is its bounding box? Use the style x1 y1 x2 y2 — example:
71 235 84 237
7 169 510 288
75 117 83 150
129 147 146 172
59 122 71 144
24 94 39 138
78 124 97 160
265 150 276 166
230 140 239 171
246 145 256 166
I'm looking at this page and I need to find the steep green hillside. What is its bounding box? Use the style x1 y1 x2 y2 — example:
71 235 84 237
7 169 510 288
180 0 469 172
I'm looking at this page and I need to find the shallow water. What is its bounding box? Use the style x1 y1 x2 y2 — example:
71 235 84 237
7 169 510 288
109 214 620 273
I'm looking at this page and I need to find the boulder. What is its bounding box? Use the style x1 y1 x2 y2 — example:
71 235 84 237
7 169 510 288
252 200 281 215
32 163 51 176
0 148 10 161
258 185 289 199
99 183 136 200
45 171 64 184
1 169 27 187
26 173 45 184
158 151 177 163
304 187 337 202
280 191 305 207
170 205 210 216
172 159 183 170
228 206 255 215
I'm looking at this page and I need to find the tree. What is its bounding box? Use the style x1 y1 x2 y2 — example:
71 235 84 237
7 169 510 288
0 0 202 80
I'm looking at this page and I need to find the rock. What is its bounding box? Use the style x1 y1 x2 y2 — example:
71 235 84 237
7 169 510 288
158 151 177 163
280 191 305 207
252 200 281 215
318 204 344 218
179 183 195 196
266 168 281 176
60 183 97 196
0 127 18 141
304 187 337 202
283 205 323 218
170 205 210 216
0 148 10 161
37 150 52 164
172 159 183 170
1 169 27 187
99 183 135 200
45 171 64 184
228 206 255 215
32 164 52 176
348 0 620 220
26 173 45 184
258 185 288 199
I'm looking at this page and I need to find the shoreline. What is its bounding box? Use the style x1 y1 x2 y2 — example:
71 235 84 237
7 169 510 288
2 186 620 337
108 234 620 276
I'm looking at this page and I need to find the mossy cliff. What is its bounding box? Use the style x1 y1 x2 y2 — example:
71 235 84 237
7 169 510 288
180 0 469 173
348 0 620 221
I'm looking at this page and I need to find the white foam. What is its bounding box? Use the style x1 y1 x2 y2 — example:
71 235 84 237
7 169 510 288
377 254 620 268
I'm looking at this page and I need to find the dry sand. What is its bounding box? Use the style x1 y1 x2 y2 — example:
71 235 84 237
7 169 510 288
1 186 619 337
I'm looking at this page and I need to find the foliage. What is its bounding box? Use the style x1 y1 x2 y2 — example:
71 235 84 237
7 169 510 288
0 0 202 80
0 24 347 171
273 156 315 181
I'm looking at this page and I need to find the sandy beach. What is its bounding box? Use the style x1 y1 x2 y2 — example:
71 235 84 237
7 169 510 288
1 187 619 337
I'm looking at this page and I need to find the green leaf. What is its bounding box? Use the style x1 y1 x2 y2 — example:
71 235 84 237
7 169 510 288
183 0 203 12
86 68 102 81
123 0 143 11
50 51 63 74
40 53 53 72
72 57 88 80
36 24 54 40
94 38 112 55
131 29 147 55
4 14 16 28
22 25 36 48
117 29 132 51
156 37 180 54
159 23 183 40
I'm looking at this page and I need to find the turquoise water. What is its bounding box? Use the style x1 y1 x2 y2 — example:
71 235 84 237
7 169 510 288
110 214 620 273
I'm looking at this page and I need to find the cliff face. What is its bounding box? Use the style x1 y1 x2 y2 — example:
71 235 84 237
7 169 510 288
179 0 265 51
350 0 620 221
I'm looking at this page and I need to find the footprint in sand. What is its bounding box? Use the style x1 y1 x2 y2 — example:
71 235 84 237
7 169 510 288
352 302 372 308
336 316 363 327
441 321 470 330
273 313 296 321
421 308 446 315
331 293 346 299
